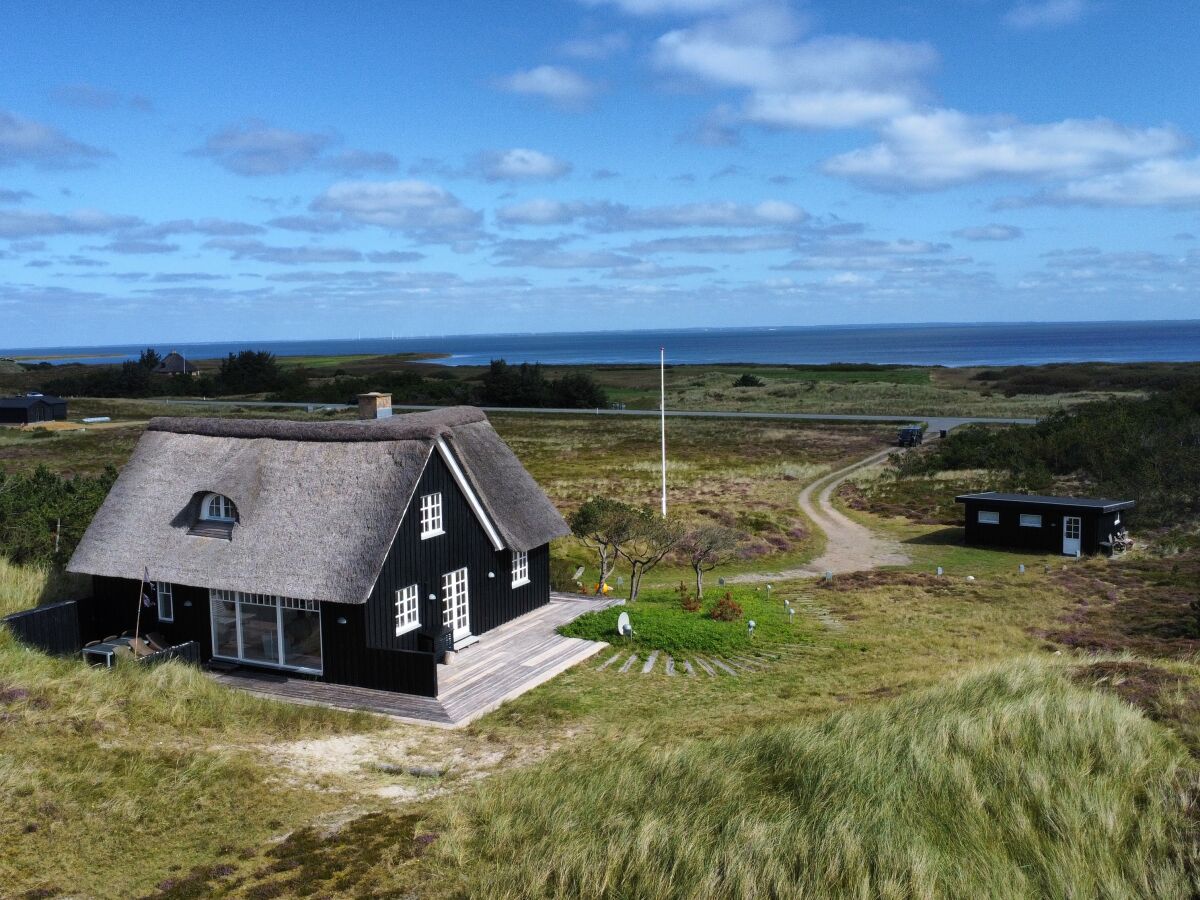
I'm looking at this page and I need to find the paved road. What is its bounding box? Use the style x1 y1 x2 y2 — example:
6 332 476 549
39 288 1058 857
155 398 1037 432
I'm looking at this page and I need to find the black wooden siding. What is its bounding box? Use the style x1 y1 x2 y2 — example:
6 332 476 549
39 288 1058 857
960 500 1123 555
362 447 551 653
1 600 81 655
0 399 67 425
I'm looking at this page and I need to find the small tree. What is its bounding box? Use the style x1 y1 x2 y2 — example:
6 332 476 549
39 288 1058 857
568 497 635 590
617 507 684 602
137 348 162 370
680 523 745 598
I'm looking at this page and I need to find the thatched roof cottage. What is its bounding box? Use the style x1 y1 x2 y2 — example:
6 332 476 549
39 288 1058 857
68 405 569 696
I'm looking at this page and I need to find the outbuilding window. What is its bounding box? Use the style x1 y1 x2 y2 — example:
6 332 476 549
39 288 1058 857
395 584 420 636
156 582 174 622
200 493 237 522
978 510 1000 525
420 492 443 538
511 549 529 588
1019 513 1043 528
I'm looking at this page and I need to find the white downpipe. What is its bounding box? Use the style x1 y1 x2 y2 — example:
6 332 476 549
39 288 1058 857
660 346 667 518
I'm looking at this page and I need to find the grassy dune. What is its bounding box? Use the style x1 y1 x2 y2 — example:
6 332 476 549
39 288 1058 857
0 556 86 617
438 662 1198 899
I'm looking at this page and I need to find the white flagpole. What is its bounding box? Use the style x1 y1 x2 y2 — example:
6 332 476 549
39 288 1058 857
660 346 667 518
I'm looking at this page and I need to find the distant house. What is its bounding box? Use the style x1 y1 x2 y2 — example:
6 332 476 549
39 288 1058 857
67 404 570 697
956 492 1135 556
153 351 198 376
0 393 68 425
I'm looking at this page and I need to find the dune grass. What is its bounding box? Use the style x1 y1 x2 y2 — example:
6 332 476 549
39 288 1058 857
0 556 86 617
0 627 382 896
436 661 1199 899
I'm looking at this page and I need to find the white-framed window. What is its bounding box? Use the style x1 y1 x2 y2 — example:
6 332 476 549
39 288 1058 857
1019 513 1043 528
395 584 420 636
156 582 174 622
200 492 236 522
209 589 323 673
420 492 443 538
442 567 470 637
511 549 529 587
978 510 1000 525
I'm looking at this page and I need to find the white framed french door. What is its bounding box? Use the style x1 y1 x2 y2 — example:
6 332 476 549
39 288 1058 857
209 589 323 674
1062 517 1082 556
442 567 471 643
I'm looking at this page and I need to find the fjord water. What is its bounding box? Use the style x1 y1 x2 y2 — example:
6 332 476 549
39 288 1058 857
5 320 1200 367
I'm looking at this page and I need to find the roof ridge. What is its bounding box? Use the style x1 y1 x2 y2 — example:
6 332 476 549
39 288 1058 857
147 406 488 443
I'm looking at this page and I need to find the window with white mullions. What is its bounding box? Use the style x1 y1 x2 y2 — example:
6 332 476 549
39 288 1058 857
420 492 443 538
395 584 420 636
201 492 236 522
511 549 529 587
155 582 174 622
1019 513 1043 528
442 567 470 640
978 510 1000 525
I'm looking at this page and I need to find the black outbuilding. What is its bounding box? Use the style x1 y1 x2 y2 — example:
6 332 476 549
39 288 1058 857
0 394 68 425
955 492 1135 556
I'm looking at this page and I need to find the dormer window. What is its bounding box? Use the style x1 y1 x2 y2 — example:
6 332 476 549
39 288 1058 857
201 493 237 523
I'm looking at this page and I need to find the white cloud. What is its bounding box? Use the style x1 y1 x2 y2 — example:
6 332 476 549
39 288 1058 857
0 208 140 238
0 110 110 169
493 237 640 269
605 262 716 279
1047 158 1200 207
310 180 482 245
496 198 807 229
579 0 750 15
205 238 364 264
1004 0 1089 30
495 66 599 107
823 109 1186 189
477 148 573 182
560 31 630 60
953 224 1024 241
191 121 333 176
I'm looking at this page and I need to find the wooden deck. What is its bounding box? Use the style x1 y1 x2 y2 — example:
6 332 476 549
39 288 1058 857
208 592 619 727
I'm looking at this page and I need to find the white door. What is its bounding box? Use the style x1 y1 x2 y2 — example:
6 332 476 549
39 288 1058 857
1062 517 1082 556
442 567 471 642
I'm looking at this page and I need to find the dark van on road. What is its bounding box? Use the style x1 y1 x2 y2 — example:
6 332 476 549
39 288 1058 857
897 425 924 447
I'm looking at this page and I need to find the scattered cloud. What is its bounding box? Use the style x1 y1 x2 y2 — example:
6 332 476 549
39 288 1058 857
1004 0 1090 30
1044 157 1200 207
204 238 365 264
823 110 1185 190
496 198 808 230
0 110 111 169
319 148 400 174
49 83 152 111
137 218 266 238
88 239 179 254
605 262 716 279
191 121 333 176
579 0 751 15
652 8 936 130
477 148 572 182
493 237 640 269
310 179 483 245
953 224 1024 241
495 66 600 108
266 214 350 233
1175 232 1196 241
559 31 630 60
0 188 33 203
0 208 141 239
592 168 621 180
624 233 801 254
365 250 425 263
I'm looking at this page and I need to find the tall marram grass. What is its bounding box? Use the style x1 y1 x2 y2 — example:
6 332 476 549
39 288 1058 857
0 556 73 617
439 662 1200 899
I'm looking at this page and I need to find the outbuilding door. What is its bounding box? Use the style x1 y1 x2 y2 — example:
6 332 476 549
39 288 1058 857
1062 517 1082 556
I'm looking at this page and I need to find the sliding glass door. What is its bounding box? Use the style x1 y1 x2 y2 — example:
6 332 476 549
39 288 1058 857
209 590 323 674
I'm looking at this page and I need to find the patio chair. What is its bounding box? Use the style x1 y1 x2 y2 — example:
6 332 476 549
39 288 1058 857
126 637 155 658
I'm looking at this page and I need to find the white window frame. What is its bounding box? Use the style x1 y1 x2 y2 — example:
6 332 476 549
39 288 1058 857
395 584 420 636
208 589 322 675
156 582 174 623
200 492 236 522
420 492 444 539
1019 513 1043 528
511 549 530 588
442 567 470 639
978 510 1000 525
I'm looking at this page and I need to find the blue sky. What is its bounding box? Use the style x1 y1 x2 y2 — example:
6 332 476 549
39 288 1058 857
2 0 1199 346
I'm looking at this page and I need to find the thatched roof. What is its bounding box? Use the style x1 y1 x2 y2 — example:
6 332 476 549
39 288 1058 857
68 407 569 604
153 351 197 375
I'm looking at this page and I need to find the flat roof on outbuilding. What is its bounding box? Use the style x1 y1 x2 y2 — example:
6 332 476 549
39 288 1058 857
955 491 1135 513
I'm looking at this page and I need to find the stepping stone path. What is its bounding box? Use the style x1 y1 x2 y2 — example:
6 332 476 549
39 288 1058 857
598 645 806 678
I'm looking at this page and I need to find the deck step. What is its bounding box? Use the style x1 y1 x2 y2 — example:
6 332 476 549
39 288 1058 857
694 657 715 677
642 650 659 674
682 660 695 676
618 653 639 674
665 656 675 676
597 653 621 670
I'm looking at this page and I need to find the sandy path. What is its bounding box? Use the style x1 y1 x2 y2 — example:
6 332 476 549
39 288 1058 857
731 446 909 583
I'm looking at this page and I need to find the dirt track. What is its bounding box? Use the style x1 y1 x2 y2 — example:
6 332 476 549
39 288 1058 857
731 446 909 582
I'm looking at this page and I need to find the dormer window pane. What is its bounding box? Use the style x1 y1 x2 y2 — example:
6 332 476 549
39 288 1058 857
201 493 236 522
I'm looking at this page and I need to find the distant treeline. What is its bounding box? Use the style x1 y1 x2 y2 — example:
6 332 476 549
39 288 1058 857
34 349 609 410
899 381 1200 525
973 362 1200 396
0 466 118 567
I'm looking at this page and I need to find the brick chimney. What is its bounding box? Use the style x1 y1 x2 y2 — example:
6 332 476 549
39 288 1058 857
357 392 393 420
